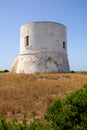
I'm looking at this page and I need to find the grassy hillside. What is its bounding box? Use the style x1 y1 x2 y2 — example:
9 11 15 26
0 72 87 122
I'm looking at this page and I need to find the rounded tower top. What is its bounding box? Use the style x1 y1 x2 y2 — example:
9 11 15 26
20 21 67 55
21 21 66 29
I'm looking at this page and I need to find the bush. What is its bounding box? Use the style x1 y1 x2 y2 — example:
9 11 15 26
0 70 9 73
71 70 75 73
0 118 28 130
29 119 52 130
0 117 52 130
3 70 9 72
45 84 87 130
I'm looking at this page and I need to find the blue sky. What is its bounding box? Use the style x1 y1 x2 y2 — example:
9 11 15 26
0 0 87 71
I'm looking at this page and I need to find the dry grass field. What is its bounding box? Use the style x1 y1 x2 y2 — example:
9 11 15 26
0 72 87 122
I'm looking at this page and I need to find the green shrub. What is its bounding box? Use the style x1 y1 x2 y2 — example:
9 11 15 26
0 117 28 130
70 70 75 73
0 70 9 73
29 119 52 130
45 84 87 130
3 70 9 72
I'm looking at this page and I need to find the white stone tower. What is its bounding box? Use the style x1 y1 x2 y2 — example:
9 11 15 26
11 21 70 73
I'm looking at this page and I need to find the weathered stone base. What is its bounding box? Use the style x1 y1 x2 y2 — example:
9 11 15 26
11 52 70 73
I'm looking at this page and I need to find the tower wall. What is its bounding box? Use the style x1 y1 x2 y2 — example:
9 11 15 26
11 22 70 73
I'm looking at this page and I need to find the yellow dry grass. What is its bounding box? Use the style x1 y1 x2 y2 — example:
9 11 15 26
0 72 87 122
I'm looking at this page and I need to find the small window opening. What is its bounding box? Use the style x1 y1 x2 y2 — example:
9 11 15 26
63 41 66 49
25 36 29 46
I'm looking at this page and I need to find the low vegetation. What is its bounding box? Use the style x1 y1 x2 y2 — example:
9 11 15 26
0 83 87 129
0 72 87 129
29 84 87 129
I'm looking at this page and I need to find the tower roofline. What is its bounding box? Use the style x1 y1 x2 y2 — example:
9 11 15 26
21 21 66 29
